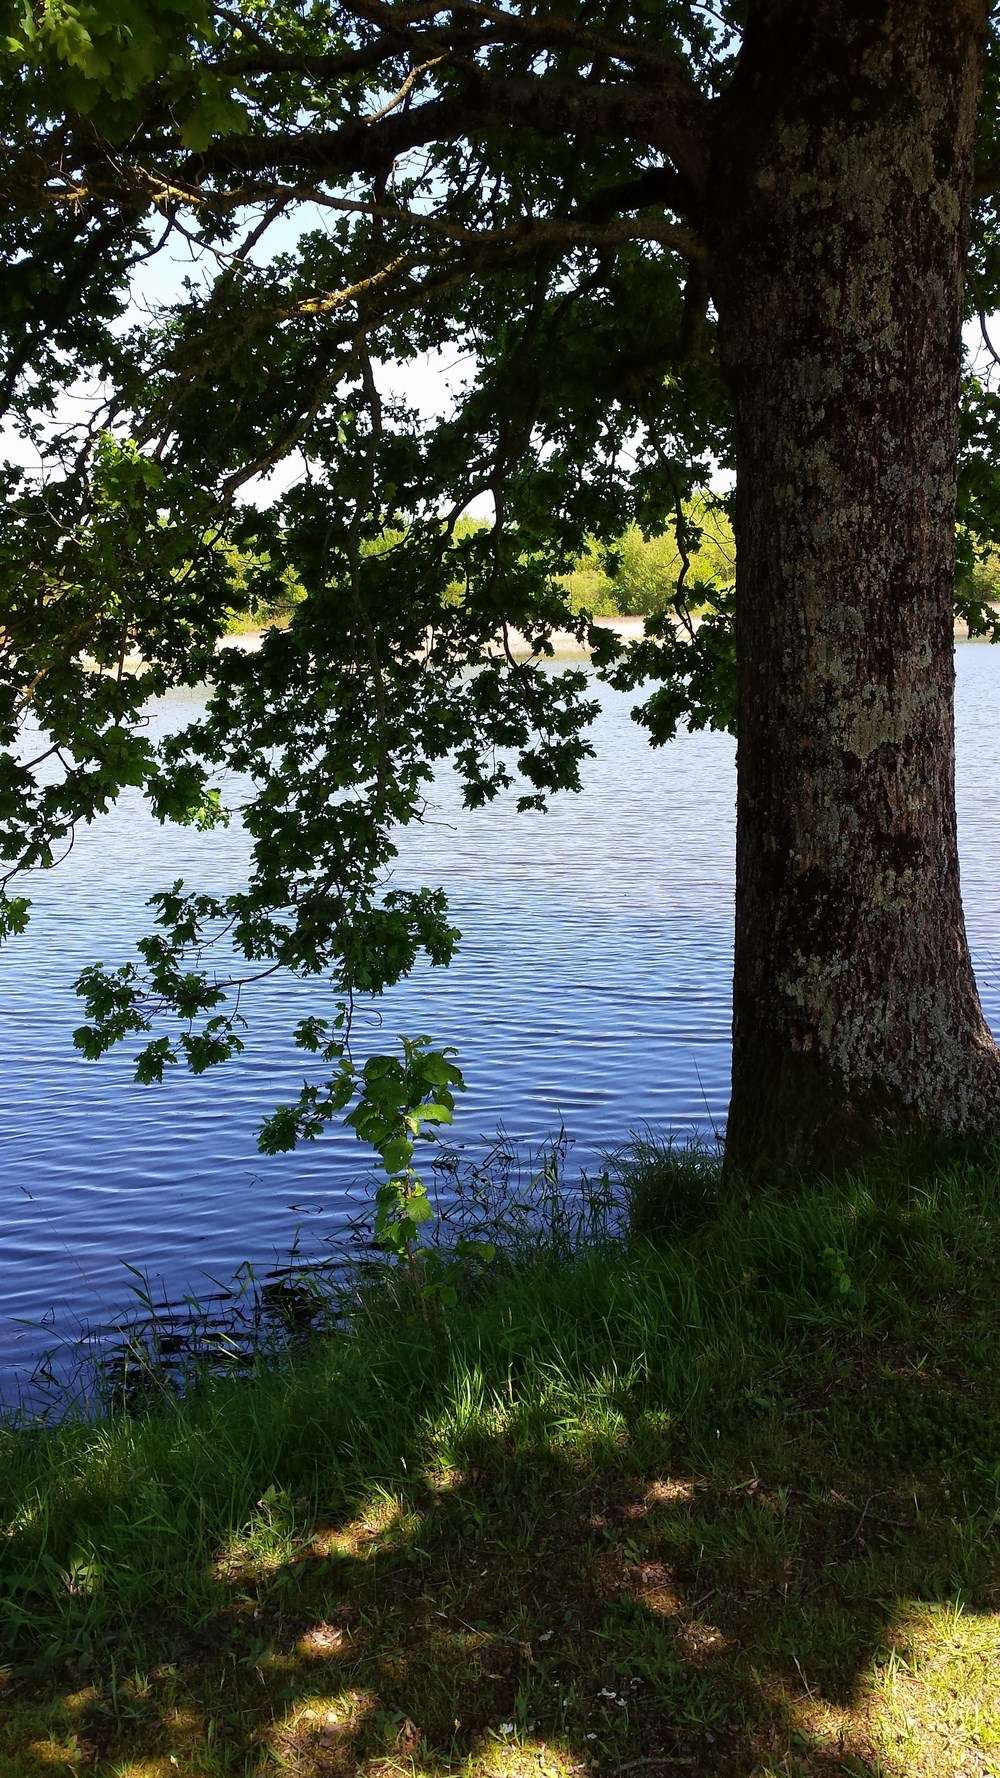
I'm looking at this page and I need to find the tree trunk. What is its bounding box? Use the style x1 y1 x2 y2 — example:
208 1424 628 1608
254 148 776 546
711 0 1000 1175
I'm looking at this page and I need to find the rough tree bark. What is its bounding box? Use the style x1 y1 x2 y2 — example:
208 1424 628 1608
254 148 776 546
710 0 1000 1174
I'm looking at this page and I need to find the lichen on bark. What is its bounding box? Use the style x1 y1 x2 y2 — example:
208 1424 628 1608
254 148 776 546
711 0 1000 1174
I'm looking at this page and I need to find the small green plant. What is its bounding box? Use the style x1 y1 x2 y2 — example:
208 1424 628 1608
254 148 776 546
822 1244 853 1297
260 1026 465 1263
349 1036 466 1261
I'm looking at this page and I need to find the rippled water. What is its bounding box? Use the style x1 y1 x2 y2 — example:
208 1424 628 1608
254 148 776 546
2 644 998 1395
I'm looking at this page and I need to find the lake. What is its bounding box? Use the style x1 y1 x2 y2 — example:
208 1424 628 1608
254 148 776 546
2 642 999 1400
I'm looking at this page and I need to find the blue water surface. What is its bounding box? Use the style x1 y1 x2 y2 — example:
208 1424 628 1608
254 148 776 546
1 645 997 1394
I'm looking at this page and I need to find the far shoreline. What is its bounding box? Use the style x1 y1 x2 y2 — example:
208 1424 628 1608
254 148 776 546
94 608 998 675
227 609 994 657
223 611 649 662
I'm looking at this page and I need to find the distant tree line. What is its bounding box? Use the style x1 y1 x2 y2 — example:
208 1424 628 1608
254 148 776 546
226 498 736 632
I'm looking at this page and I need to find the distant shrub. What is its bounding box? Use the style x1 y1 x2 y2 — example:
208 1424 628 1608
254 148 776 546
224 504 737 631
559 554 618 616
561 499 735 618
223 542 305 632
960 550 1000 602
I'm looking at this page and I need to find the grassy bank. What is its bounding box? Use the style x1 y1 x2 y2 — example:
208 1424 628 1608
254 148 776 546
2 1147 1000 1776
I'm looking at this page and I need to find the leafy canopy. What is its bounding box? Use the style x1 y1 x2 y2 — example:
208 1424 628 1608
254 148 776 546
3 1 1000 1190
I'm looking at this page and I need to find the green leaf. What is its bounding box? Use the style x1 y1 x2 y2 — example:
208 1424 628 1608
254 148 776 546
179 92 250 151
380 1136 414 1176
416 1101 455 1126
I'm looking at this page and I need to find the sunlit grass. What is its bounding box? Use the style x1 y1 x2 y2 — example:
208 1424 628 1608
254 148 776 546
2 1142 1000 1773
866 1603 1000 1775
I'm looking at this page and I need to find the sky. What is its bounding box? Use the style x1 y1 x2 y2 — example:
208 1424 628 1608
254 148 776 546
4 209 999 521
2 217 494 512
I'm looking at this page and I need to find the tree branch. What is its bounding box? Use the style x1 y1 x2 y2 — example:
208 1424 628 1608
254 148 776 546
150 75 707 209
165 185 705 264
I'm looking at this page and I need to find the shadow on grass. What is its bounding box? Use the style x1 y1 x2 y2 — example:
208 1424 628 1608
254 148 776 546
3 1152 1000 1775
5 1400 999 1773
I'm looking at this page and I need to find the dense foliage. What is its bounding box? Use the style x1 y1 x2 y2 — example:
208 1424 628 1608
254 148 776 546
4 2 1000 1195
226 505 736 629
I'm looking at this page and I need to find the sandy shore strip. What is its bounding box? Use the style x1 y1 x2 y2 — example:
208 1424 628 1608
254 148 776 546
88 609 993 676
217 614 649 662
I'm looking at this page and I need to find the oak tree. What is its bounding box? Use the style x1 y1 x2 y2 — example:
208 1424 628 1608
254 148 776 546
4 0 1000 1178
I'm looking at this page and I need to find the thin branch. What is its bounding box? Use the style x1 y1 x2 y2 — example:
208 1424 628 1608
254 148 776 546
220 361 345 495
100 160 691 238
365 54 446 124
159 76 706 206
345 0 703 85
640 398 698 641
979 307 1000 374
348 335 391 817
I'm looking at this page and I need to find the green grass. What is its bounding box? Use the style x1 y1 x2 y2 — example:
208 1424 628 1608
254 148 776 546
3 1145 1000 1776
